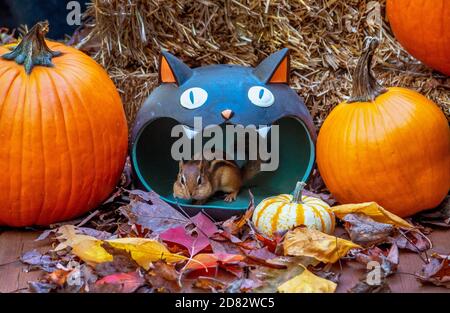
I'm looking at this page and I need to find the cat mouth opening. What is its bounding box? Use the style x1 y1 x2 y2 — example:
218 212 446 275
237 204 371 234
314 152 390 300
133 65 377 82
131 116 315 218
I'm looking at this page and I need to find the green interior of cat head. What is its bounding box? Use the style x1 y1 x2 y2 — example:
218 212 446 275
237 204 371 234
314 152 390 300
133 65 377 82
132 116 314 218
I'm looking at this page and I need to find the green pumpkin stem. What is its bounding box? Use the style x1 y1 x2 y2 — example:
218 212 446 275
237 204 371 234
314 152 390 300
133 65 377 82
1 21 61 74
348 37 387 103
292 181 306 204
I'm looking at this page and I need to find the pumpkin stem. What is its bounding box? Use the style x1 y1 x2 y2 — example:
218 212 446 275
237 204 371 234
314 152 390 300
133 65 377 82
292 181 306 204
348 37 387 103
1 21 61 74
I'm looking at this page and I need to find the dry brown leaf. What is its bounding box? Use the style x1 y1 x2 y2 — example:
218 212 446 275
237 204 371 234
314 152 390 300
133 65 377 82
349 277 391 293
193 277 227 292
332 202 414 229
417 254 450 288
283 227 361 264
343 213 394 246
354 244 399 276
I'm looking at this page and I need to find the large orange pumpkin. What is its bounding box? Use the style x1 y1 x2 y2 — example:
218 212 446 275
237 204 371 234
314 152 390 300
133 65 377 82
387 0 450 75
317 38 450 217
0 22 128 226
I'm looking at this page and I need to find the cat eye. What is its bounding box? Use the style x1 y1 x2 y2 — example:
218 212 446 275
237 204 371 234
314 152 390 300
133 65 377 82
197 176 202 185
180 87 208 109
248 86 275 107
181 174 187 185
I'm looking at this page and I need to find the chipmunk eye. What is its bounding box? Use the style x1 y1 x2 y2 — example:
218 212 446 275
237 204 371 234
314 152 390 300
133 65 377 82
197 176 202 185
181 175 187 185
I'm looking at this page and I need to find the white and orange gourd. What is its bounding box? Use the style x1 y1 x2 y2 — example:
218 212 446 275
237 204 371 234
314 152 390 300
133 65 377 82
252 182 335 238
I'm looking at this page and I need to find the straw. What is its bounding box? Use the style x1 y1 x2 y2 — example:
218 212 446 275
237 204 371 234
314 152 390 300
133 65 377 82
77 0 449 126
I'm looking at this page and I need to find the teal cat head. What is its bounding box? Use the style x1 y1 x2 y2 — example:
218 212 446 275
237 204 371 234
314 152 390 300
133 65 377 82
131 49 316 220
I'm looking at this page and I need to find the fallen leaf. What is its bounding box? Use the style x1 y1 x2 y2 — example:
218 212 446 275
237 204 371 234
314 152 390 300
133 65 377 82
303 190 336 206
35 229 55 241
392 230 431 253
283 227 361 263
354 244 399 276
95 243 139 277
343 213 394 246
55 226 186 269
76 227 113 240
159 212 220 256
308 266 340 284
20 249 57 272
254 256 315 293
277 265 337 293
191 213 219 237
160 225 210 256
226 277 263 293
222 264 244 278
417 254 450 288
349 277 391 293
28 282 57 293
193 277 227 292
54 225 95 251
150 260 179 281
120 192 189 234
254 232 285 254
332 202 413 229
222 191 255 235
94 272 145 293
146 260 181 292
46 269 71 287
135 286 154 293
241 247 279 267
185 253 246 272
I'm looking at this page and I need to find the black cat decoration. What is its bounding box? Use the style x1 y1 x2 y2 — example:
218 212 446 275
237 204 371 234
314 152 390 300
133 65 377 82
131 49 316 219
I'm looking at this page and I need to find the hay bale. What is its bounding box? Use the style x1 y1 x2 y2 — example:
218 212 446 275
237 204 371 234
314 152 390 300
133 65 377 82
80 0 449 126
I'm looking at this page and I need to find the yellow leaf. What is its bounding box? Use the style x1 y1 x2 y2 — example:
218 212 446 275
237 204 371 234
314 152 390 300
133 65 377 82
278 265 336 293
54 226 186 269
72 238 113 264
106 238 187 268
332 202 413 229
54 225 95 251
283 227 361 263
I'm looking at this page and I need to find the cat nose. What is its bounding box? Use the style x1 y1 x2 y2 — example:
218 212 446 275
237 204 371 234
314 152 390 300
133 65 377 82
221 109 234 120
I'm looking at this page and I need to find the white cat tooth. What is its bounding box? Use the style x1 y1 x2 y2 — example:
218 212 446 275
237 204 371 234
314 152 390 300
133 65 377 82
257 126 271 138
181 125 199 140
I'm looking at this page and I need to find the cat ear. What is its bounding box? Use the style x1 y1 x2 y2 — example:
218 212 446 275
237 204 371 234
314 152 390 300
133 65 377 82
253 48 290 84
159 51 193 85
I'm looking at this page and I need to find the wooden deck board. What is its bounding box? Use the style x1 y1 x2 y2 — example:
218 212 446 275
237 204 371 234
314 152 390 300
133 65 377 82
0 230 50 293
0 228 449 293
334 229 450 293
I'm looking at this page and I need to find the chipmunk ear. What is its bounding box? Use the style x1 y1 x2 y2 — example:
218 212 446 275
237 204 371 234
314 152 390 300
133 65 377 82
159 51 193 85
199 159 210 173
253 48 290 84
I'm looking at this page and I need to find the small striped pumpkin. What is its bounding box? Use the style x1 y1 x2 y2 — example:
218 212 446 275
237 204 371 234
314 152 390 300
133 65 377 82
252 182 335 238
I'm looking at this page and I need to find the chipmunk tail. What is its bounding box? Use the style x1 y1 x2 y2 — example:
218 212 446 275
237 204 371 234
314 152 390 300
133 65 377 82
241 159 261 184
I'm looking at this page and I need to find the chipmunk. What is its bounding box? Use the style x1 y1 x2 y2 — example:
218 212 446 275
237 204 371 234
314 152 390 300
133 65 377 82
173 151 260 204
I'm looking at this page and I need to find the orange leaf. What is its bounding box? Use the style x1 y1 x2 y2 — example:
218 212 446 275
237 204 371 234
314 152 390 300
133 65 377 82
185 253 245 271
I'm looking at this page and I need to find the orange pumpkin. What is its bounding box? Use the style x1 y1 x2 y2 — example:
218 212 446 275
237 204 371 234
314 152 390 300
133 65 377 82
387 0 450 75
316 38 450 217
0 22 128 226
